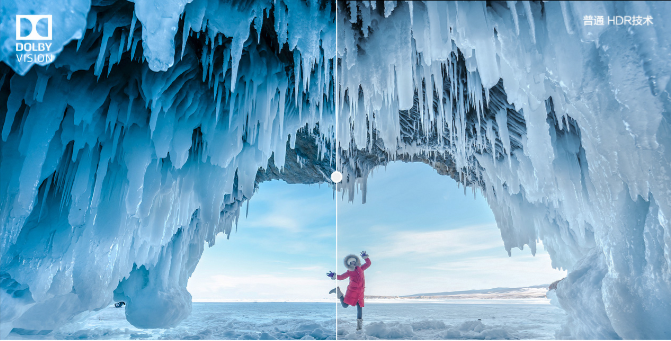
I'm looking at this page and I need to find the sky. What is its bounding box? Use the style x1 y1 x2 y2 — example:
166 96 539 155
337 162 567 296
187 180 336 302
188 161 566 301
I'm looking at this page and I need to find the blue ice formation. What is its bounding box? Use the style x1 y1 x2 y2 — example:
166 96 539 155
337 1 670 339
0 0 334 335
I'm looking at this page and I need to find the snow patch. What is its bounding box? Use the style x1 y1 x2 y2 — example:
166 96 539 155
338 319 515 340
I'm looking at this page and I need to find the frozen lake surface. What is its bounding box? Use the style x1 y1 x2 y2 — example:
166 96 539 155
7 302 336 340
7 300 565 339
337 299 566 339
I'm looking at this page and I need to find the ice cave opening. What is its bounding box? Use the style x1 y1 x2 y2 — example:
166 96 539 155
186 179 336 303
337 161 566 297
335 161 568 340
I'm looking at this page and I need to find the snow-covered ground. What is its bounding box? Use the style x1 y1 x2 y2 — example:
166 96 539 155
337 299 565 340
6 303 335 340
6 299 566 340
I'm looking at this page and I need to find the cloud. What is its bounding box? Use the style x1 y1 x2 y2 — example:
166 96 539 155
423 252 557 272
289 266 326 271
372 224 505 259
190 181 335 301
365 251 566 296
422 252 566 284
239 183 335 233
187 273 334 302
354 222 566 295
244 215 301 232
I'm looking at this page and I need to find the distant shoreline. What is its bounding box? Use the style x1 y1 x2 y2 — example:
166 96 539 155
366 286 551 300
189 286 554 303
191 299 334 303
364 293 547 300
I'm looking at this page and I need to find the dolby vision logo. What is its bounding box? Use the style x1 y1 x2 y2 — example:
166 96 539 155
14 14 55 64
16 15 52 40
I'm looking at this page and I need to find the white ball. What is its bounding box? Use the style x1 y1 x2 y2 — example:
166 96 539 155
331 171 343 183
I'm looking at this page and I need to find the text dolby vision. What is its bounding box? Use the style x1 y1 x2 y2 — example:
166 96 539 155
15 14 55 63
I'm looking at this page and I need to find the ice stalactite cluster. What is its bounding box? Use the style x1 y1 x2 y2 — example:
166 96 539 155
337 1 671 339
0 0 334 336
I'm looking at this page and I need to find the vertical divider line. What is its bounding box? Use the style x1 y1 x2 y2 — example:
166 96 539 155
334 0 339 337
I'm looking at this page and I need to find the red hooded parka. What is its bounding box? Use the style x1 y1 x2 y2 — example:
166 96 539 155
337 257 371 307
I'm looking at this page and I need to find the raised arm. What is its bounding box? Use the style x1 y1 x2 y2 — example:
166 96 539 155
360 251 371 270
361 257 371 271
337 271 350 280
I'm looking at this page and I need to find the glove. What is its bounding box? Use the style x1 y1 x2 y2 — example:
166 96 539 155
327 271 335 279
360 251 369 259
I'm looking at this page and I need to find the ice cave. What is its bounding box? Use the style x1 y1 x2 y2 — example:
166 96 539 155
336 1 671 339
1 0 670 339
1 0 335 335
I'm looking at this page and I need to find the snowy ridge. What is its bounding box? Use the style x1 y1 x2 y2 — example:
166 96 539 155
0 0 334 335
337 1 671 339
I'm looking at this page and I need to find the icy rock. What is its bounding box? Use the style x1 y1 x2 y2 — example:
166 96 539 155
131 0 193 72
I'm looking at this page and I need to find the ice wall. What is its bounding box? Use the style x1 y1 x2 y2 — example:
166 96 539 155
337 1 671 339
0 0 334 336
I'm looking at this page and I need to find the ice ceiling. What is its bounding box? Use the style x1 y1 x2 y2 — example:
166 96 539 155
0 0 670 339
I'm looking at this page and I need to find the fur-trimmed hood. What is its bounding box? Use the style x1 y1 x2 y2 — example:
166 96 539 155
343 254 361 271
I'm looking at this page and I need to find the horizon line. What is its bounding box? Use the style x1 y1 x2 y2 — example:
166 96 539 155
191 299 334 303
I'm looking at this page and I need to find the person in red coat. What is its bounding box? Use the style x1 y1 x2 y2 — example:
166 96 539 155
327 251 371 331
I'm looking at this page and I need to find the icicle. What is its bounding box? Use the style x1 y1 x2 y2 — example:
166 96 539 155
507 1 520 35
127 10 137 51
522 1 536 44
